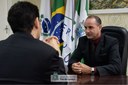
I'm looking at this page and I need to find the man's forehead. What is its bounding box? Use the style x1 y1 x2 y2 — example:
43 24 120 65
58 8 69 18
85 18 99 25
85 18 96 22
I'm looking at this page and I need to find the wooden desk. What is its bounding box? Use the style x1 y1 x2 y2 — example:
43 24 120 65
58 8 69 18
68 75 127 85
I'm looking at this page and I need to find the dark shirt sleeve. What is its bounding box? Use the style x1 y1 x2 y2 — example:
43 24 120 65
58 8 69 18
68 39 83 73
96 39 122 76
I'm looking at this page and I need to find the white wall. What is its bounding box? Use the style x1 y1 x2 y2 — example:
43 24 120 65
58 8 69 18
0 0 13 40
94 13 128 29
0 0 40 41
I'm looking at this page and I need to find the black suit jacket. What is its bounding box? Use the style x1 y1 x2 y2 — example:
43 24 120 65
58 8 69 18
68 34 122 76
0 32 66 84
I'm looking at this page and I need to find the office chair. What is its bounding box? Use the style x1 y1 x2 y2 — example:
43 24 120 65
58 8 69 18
102 26 128 75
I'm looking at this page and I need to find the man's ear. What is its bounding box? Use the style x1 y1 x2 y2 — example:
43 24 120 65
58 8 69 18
99 25 102 30
34 17 40 29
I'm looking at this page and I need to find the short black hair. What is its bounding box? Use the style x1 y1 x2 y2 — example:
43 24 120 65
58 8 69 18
7 1 39 33
86 15 102 25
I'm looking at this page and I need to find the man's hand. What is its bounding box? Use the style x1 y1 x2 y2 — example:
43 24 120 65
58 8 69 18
72 62 82 74
72 62 91 74
43 36 61 55
80 63 91 74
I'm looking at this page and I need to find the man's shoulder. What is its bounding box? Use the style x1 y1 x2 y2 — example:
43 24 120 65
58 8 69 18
79 36 88 41
104 34 118 42
103 34 118 46
36 40 58 53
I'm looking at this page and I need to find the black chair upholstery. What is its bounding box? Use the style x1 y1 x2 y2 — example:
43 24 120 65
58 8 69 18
102 26 128 75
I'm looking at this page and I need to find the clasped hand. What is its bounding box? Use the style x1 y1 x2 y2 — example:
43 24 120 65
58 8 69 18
72 62 91 74
43 36 60 55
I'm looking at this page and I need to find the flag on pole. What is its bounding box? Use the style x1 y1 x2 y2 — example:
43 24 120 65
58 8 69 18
73 0 88 49
62 0 74 65
80 0 88 23
50 0 65 51
39 0 51 40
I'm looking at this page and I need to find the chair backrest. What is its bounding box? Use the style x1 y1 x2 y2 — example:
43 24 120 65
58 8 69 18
102 26 128 75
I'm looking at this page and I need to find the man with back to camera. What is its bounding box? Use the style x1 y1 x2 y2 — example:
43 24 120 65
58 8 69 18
0 1 66 84
68 15 122 76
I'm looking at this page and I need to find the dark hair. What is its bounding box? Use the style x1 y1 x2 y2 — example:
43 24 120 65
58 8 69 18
86 15 102 25
7 1 39 33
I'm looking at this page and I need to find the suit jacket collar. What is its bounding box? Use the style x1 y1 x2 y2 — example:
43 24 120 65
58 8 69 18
95 33 105 58
9 32 35 40
82 34 105 66
82 34 105 59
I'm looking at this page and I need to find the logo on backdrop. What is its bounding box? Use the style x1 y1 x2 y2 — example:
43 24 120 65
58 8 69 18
76 22 85 38
41 18 51 36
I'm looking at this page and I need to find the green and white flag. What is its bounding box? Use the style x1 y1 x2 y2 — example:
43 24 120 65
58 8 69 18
73 0 88 49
